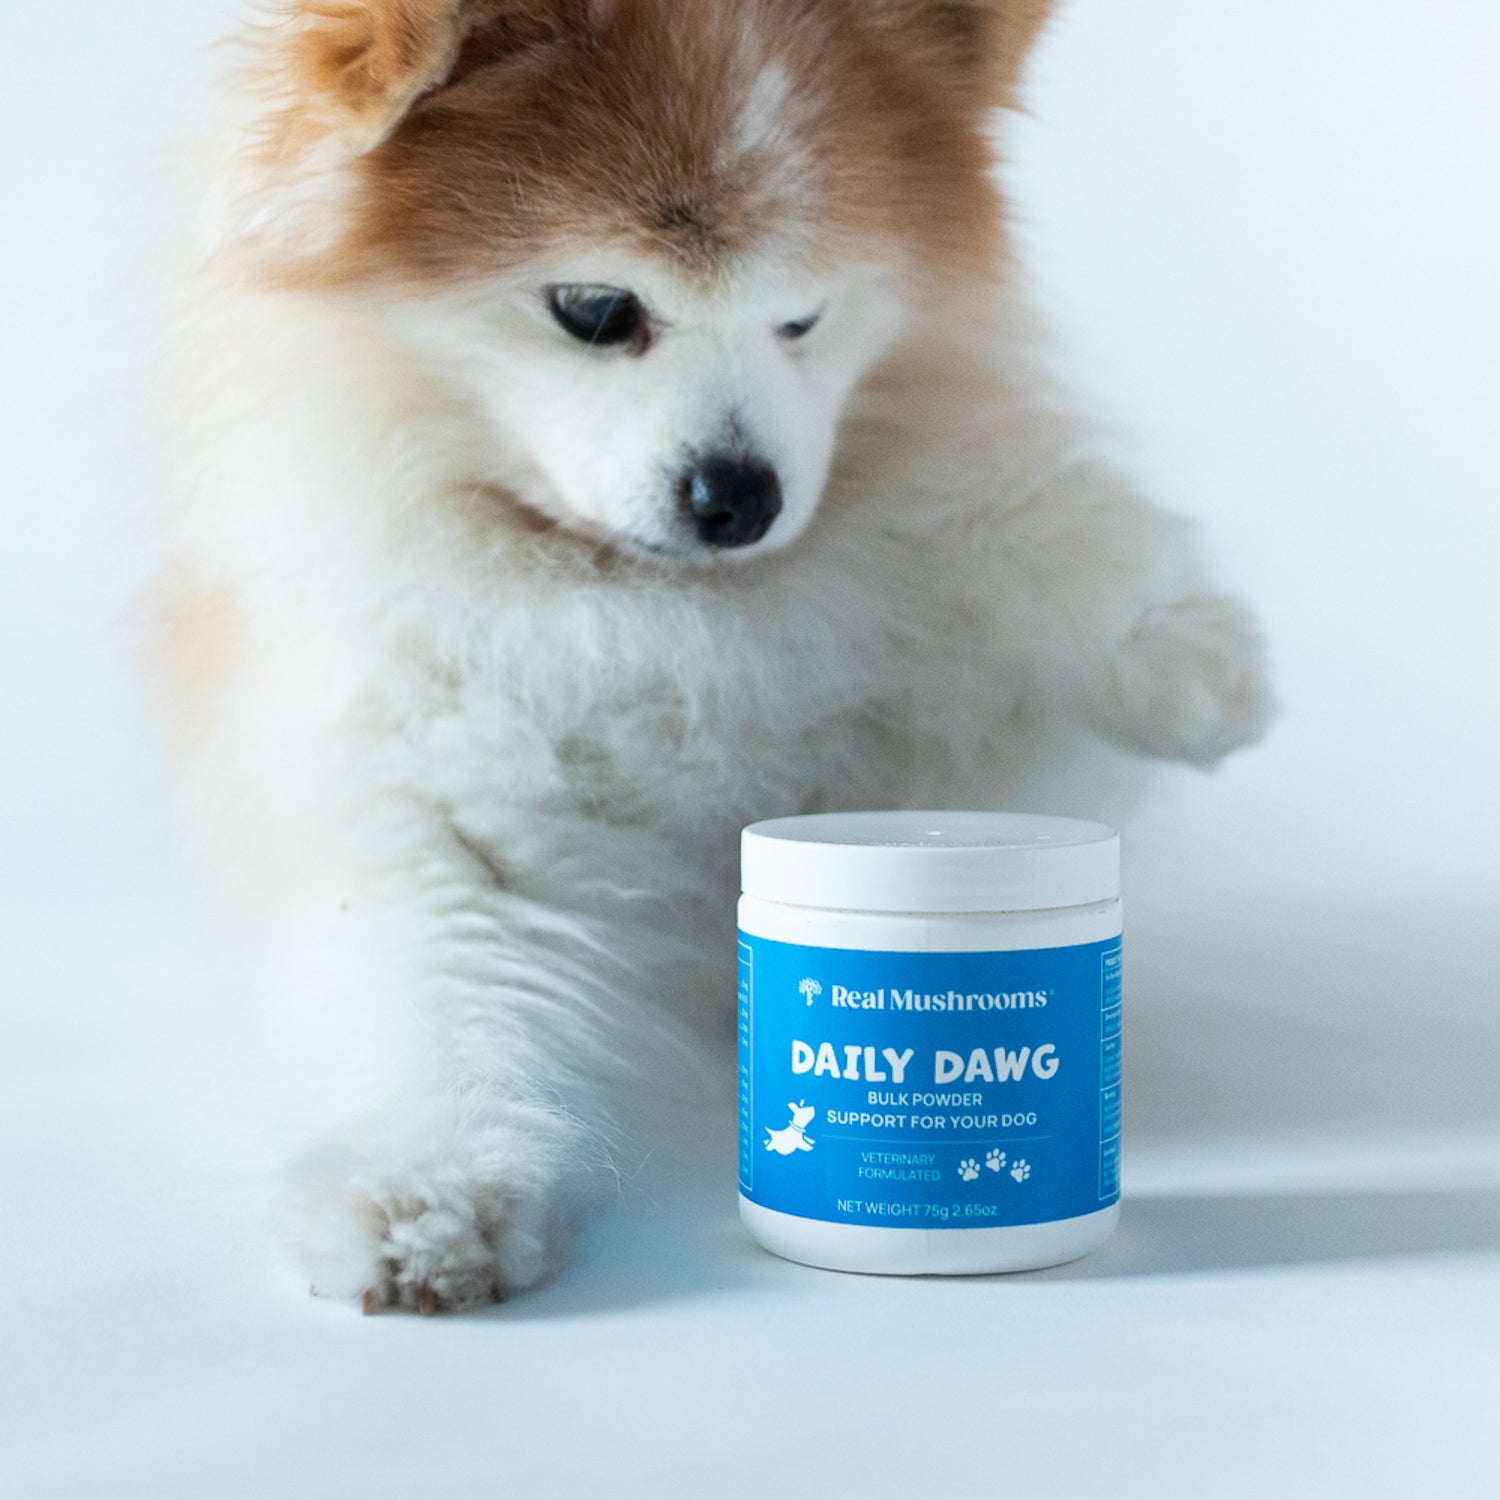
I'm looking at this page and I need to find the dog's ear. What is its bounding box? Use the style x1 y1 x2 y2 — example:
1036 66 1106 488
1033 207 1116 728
269 0 584 155
864 0 1055 106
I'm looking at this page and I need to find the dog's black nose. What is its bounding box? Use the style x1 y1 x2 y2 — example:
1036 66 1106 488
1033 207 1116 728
679 456 783 550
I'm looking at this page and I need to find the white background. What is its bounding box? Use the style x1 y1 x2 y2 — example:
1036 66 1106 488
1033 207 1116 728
2 2 1497 1496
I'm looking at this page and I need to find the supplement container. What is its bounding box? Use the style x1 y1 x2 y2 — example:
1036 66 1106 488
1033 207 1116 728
738 811 1121 1275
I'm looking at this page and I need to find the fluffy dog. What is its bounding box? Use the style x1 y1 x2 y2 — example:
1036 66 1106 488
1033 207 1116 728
152 0 1272 1312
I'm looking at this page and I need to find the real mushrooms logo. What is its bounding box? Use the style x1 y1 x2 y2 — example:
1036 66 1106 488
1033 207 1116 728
798 978 822 1006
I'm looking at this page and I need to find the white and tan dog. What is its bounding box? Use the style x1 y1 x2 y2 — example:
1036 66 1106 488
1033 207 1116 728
152 0 1271 1312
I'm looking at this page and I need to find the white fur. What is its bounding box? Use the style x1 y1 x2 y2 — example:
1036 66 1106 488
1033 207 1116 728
379 252 901 561
156 41 1272 1314
725 60 818 225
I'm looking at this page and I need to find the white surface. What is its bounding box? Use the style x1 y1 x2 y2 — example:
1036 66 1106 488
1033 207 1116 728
2 1 1498 1495
5 899 1497 1497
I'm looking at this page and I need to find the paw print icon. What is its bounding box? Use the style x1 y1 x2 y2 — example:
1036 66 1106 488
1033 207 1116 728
1010 1159 1032 1183
957 1158 981 1182
985 1149 1006 1173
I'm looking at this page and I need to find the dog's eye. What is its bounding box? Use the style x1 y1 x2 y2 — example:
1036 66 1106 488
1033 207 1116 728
777 310 823 342
547 285 647 348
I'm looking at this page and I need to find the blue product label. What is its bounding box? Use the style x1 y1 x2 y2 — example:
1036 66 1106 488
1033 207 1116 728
738 933 1122 1229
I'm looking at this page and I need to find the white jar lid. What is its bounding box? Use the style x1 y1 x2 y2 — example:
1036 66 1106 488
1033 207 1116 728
741 810 1119 914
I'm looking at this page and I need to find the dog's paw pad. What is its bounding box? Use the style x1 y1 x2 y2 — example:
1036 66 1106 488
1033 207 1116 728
1010 1159 1032 1183
985 1149 1006 1172
957 1157 982 1182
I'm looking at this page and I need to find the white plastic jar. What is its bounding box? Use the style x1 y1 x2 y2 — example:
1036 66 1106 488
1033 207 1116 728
737 811 1122 1275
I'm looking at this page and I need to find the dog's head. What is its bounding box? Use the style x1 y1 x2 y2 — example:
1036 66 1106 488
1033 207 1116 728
232 0 1051 561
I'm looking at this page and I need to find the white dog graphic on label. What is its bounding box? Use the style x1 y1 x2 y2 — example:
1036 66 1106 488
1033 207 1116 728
765 1102 817 1156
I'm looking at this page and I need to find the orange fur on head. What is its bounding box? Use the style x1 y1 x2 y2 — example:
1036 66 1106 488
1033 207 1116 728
243 0 1054 290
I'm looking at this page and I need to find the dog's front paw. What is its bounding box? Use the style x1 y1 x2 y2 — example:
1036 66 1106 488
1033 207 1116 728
279 1100 570 1314
1090 592 1275 765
